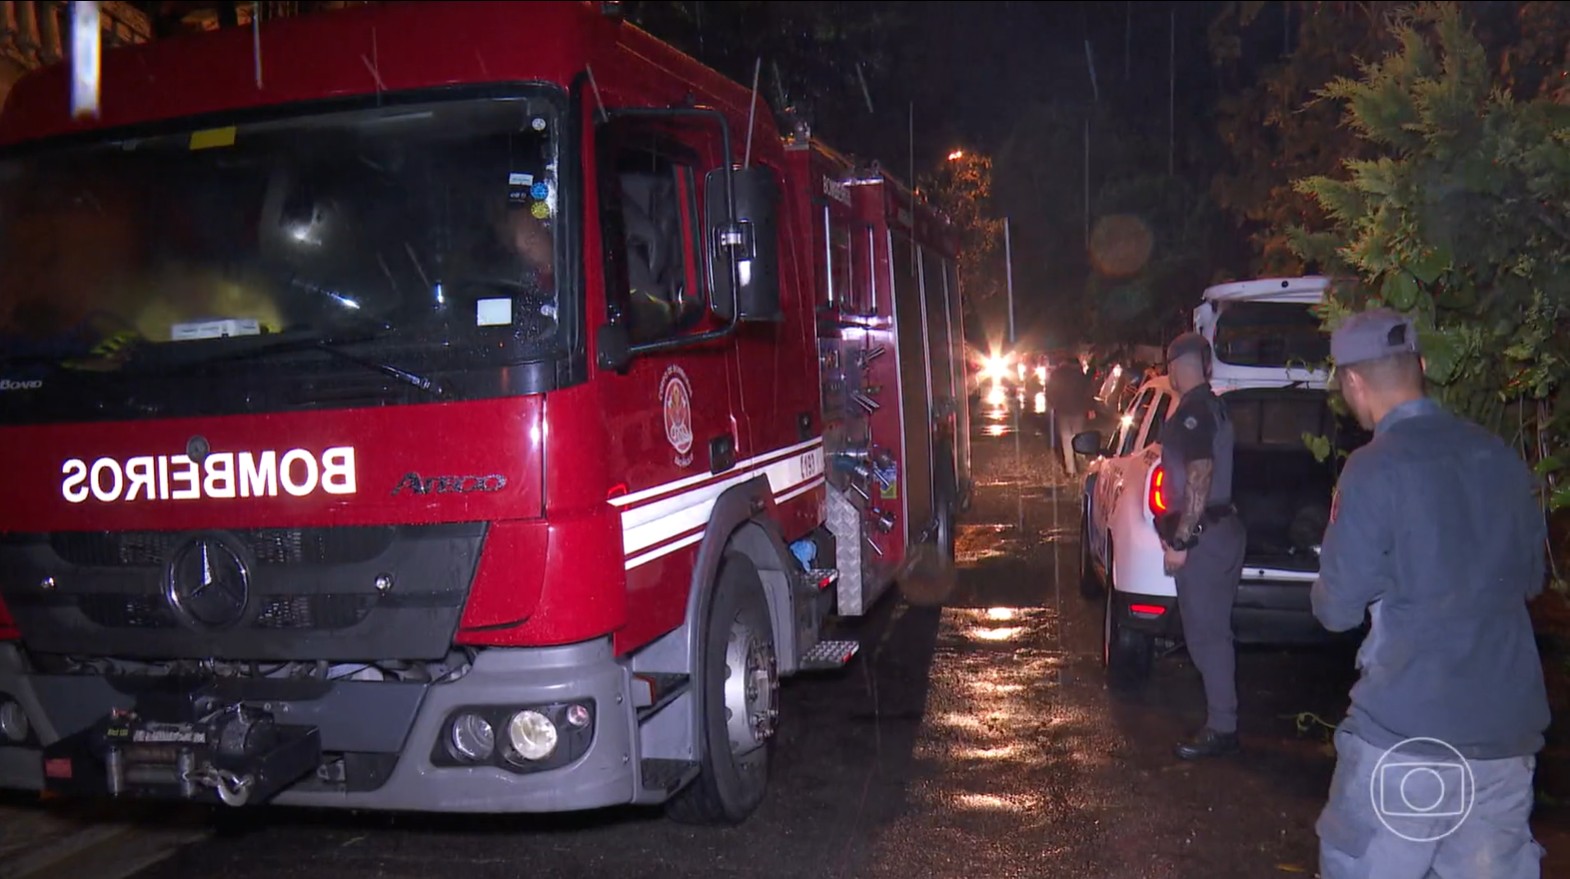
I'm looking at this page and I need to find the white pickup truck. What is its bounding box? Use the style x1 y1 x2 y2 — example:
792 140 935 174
1071 276 1370 686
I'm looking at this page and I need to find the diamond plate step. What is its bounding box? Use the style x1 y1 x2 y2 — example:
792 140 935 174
798 639 860 671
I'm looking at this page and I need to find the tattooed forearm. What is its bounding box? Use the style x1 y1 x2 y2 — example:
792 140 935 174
1176 460 1214 541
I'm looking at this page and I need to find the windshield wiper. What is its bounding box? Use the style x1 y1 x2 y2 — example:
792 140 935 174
165 332 444 397
307 339 444 396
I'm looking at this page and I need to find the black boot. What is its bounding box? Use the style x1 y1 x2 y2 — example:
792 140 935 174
1174 728 1239 760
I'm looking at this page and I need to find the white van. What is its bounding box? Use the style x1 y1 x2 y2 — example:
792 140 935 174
1072 276 1367 686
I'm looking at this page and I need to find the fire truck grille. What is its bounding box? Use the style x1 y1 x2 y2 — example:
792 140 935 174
254 594 373 630
49 527 397 568
1 522 485 662
78 593 178 629
75 593 373 631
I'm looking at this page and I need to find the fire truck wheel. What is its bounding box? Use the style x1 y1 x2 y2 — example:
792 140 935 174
666 551 777 825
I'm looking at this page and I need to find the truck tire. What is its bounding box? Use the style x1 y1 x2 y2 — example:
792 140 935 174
666 552 777 825
1102 551 1152 689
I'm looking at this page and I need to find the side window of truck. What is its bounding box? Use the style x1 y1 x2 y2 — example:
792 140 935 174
596 127 707 344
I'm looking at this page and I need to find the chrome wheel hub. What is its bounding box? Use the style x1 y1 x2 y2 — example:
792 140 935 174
723 619 778 756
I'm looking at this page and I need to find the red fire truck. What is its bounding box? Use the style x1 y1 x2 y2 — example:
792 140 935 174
0 1 969 824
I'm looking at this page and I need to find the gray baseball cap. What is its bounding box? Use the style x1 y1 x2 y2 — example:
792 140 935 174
1331 308 1419 367
1165 332 1210 365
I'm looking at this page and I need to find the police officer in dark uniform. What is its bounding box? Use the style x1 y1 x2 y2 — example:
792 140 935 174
1312 309 1548 877
1158 333 1247 760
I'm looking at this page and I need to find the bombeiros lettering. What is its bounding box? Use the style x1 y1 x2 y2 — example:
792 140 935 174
822 176 852 207
61 447 357 503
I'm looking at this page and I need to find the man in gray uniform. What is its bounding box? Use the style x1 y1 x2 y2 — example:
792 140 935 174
1158 333 1247 760
1312 309 1548 878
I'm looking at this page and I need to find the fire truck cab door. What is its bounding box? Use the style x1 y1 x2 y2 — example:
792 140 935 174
595 121 742 584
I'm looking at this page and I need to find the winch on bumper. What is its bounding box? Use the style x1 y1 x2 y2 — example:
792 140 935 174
42 687 321 807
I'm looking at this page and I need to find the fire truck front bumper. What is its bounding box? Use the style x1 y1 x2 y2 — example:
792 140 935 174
0 639 643 813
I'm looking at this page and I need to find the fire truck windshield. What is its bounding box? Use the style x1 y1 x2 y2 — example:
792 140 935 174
0 92 567 421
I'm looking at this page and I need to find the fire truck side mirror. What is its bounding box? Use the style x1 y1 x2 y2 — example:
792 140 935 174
705 166 782 323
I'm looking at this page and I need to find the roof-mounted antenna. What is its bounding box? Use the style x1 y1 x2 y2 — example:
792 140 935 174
855 62 874 114
743 56 761 167
253 3 264 89
585 64 609 123
770 60 787 112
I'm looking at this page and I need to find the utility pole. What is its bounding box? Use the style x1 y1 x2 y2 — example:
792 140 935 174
1005 216 1022 528
1005 217 1015 349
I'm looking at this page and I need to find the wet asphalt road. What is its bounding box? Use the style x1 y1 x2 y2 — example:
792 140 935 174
109 410 1569 879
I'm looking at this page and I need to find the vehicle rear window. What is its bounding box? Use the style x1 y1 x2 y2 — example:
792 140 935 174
1224 391 1371 457
1213 301 1329 368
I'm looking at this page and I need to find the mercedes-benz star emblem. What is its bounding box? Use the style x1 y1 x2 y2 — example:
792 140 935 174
167 537 250 629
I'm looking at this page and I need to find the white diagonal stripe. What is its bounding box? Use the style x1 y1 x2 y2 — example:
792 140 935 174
617 442 827 565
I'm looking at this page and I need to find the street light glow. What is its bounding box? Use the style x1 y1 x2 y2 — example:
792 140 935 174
948 149 964 161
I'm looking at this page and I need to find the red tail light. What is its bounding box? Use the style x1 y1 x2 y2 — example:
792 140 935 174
0 596 17 641
1148 465 1169 517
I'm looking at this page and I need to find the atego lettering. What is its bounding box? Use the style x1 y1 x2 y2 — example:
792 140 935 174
60 447 357 504
391 472 507 496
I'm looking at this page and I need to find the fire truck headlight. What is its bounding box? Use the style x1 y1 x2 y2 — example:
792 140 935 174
505 710 558 762
448 713 495 762
0 698 28 744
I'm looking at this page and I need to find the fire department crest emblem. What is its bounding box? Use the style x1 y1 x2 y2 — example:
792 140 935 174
660 365 694 460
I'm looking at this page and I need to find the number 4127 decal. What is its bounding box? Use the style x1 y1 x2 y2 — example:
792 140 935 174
800 450 823 480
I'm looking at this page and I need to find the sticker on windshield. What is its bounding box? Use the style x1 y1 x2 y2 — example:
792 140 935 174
508 172 534 205
530 201 551 220
476 298 512 327
531 117 547 132
171 318 261 341
530 181 549 200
